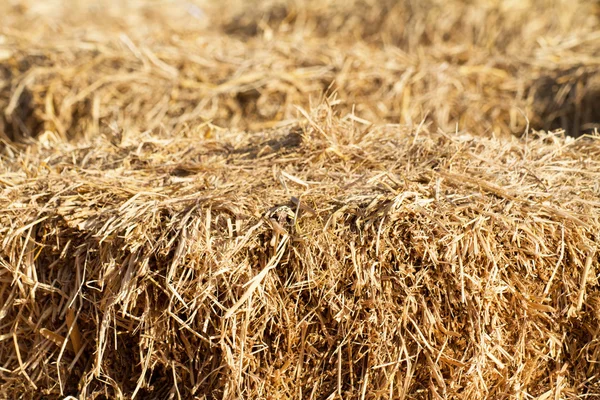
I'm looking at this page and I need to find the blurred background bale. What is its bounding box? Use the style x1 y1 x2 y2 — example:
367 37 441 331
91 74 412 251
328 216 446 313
0 0 598 142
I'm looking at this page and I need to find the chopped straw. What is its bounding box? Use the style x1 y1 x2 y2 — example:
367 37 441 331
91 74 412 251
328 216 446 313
1 0 600 399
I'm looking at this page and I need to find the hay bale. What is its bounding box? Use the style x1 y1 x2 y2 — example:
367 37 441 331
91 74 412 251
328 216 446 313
0 0 598 142
1 106 600 398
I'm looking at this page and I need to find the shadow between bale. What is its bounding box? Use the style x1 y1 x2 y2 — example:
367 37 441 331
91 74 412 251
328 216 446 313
529 67 600 137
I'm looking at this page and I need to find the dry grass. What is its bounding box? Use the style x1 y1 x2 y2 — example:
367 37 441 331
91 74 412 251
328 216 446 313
1 0 600 399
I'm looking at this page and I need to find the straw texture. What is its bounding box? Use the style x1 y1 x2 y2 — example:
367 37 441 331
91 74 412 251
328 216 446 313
1 0 599 399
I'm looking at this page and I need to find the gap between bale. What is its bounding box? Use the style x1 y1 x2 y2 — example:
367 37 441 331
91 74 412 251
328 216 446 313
528 66 600 137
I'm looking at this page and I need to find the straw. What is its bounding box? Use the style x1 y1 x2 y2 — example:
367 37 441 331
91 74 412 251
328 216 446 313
1 0 599 398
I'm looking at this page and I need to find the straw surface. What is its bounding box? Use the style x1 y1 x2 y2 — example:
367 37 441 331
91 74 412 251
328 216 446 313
1 0 600 399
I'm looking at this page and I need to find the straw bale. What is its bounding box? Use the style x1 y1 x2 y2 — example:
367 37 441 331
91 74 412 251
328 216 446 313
2 104 600 398
1 0 598 142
